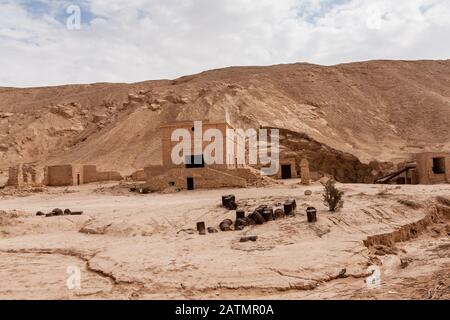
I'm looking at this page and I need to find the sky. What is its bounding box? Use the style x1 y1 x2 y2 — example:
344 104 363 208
1 0 449 87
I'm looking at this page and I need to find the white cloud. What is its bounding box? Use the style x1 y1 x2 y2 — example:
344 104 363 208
0 0 449 87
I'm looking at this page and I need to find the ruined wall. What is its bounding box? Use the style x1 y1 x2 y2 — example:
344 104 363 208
130 169 146 181
7 164 42 187
46 165 74 186
97 171 122 181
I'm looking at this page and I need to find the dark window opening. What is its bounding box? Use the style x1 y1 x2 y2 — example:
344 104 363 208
169 181 175 186
191 127 195 131
187 177 194 190
432 157 446 174
281 165 292 179
185 155 205 168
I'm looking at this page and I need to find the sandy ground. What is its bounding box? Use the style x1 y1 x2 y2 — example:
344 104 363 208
0 180 449 300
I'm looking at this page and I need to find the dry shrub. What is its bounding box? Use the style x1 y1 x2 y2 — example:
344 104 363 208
323 180 344 212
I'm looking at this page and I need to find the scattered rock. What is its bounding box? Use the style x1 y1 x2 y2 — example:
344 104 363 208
304 190 312 196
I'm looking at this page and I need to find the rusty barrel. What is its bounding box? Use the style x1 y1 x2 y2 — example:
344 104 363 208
284 201 294 216
274 208 284 219
262 207 274 221
197 221 206 235
222 195 235 206
220 219 233 231
235 218 248 230
249 211 265 225
306 207 317 223
236 210 245 220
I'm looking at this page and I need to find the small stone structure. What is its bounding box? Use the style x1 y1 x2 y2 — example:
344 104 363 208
276 158 297 179
144 118 252 191
300 158 311 185
45 164 122 186
414 152 450 184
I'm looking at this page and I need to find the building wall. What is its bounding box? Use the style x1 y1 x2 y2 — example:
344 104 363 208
146 167 247 192
97 171 122 181
82 165 98 184
415 152 450 184
46 165 74 186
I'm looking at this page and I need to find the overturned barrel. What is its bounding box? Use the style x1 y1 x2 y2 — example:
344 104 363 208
255 205 267 215
306 207 317 223
249 211 265 225
207 227 218 233
220 219 233 231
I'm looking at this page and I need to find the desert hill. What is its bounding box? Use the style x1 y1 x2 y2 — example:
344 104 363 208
0 60 449 179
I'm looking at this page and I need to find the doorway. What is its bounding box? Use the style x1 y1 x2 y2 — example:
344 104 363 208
281 165 292 179
432 157 446 174
77 173 81 185
187 177 194 190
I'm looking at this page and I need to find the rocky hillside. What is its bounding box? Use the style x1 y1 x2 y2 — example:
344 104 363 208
0 60 449 179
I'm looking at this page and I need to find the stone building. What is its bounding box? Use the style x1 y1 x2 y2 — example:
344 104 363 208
145 119 253 191
413 152 450 184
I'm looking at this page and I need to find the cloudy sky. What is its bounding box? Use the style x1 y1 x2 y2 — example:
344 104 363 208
1 0 449 87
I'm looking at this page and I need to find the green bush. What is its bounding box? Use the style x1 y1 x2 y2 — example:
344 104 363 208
323 180 344 212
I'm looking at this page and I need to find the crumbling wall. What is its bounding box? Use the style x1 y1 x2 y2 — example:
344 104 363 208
7 163 42 187
130 169 146 181
97 171 122 181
